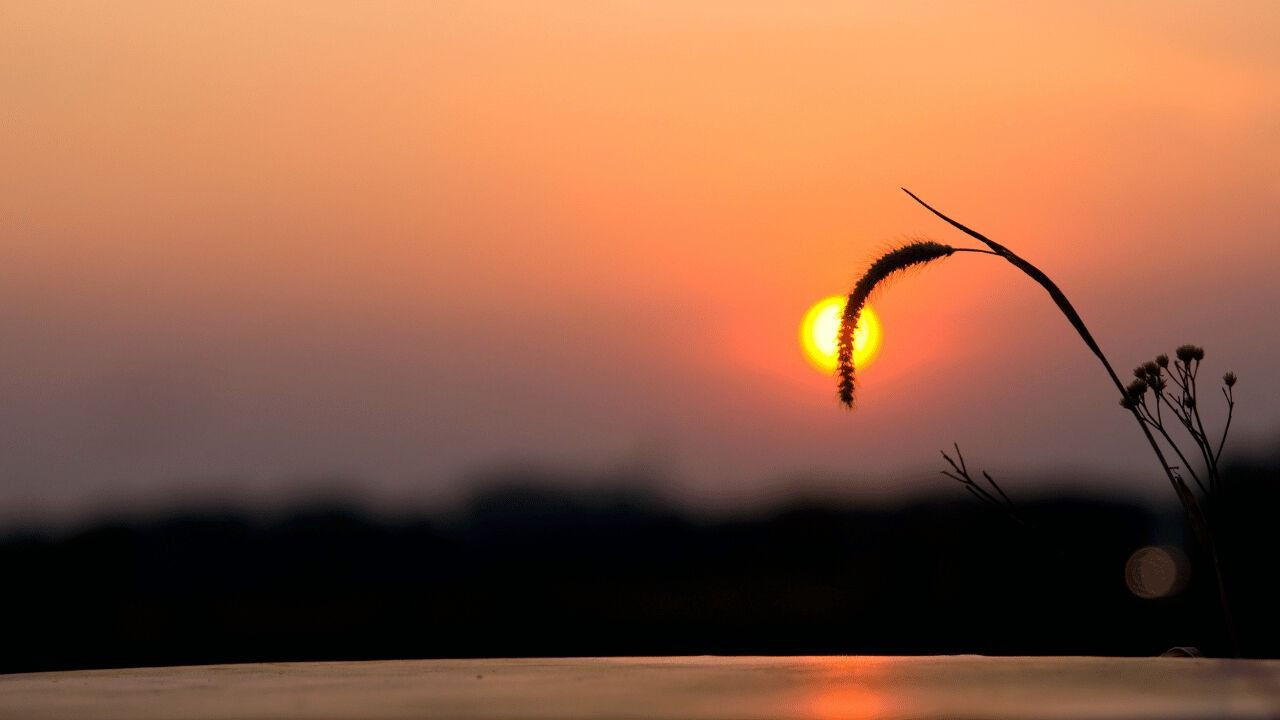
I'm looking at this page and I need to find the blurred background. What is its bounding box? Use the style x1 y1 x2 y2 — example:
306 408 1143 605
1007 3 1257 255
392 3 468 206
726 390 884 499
3 451 1278 672
2 1 1278 670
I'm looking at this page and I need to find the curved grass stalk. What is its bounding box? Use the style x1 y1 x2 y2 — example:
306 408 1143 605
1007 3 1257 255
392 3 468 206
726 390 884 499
838 189 1238 654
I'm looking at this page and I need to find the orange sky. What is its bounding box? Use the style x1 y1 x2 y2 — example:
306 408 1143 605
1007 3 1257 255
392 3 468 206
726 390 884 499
3 1 1279 523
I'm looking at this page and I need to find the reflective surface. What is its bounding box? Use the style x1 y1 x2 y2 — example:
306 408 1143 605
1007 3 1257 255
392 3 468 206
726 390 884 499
2 655 1278 720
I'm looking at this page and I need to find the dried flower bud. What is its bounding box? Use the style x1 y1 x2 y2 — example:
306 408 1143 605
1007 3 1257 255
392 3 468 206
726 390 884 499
1133 366 1148 380
1150 376 1167 393
1142 361 1160 377
1156 354 1169 368
1183 393 1196 409
1126 378 1148 399
1223 372 1237 388
1176 344 1204 363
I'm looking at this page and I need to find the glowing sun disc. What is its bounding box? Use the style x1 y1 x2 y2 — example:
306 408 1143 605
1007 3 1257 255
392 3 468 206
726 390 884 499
800 296 882 373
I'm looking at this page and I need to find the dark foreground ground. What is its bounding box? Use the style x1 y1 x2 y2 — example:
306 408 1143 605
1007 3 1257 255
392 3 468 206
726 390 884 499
1 451 1277 673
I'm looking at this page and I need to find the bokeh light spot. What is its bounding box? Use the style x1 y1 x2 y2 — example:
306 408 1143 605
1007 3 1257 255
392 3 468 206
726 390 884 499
1125 545 1190 599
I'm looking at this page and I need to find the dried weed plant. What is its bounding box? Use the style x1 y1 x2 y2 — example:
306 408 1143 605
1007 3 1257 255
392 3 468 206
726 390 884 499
836 189 1241 653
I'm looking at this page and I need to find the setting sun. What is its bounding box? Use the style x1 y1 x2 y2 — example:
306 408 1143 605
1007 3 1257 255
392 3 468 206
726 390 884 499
800 296 882 374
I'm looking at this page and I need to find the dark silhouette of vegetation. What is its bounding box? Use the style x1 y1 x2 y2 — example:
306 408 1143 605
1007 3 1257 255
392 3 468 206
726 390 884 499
836 190 1243 653
939 444 1024 529
3 457 1279 674
837 241 958 406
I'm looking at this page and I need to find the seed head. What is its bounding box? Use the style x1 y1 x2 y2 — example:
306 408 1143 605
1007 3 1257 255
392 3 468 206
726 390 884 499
838 241 956 408
1223 371 1237 388
1156 354 1169 368
1176 344 1204 363
1126 378 1148 400
1142 361 1160 377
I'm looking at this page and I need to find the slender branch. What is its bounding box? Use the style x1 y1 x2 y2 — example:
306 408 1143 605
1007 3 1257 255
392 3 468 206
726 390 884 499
1135 400 1207 495
946 471 1002 508
1153 418 1208 495
1215 388 1234 464
941 445 1025 527
983 470 1016 507
1157 389 1216 491
1187 371 1220 490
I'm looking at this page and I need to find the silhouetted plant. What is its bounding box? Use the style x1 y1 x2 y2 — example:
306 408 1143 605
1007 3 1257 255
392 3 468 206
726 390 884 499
837 241 958 407
938 443 1024 529
835 189 1240 654
1122 346 1237 500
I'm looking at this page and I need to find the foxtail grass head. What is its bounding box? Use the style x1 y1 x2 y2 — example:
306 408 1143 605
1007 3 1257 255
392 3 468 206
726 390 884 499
838 241 956 408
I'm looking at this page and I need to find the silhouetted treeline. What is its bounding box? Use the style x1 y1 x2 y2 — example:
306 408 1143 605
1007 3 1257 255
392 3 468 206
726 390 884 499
1 454 1276 673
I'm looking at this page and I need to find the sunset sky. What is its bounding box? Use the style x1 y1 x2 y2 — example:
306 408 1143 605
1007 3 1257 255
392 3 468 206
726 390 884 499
3 1 1279 524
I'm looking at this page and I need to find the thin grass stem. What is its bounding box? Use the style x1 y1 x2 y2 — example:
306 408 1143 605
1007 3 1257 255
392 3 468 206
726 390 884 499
899 188 1239 656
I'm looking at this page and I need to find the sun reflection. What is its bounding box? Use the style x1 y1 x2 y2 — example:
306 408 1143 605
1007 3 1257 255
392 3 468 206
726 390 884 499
801 296 882 373
806 684 885 719
801 657 890 720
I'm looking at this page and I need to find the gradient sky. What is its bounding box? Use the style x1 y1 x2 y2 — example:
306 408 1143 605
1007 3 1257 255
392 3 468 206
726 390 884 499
3 1 1279 525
